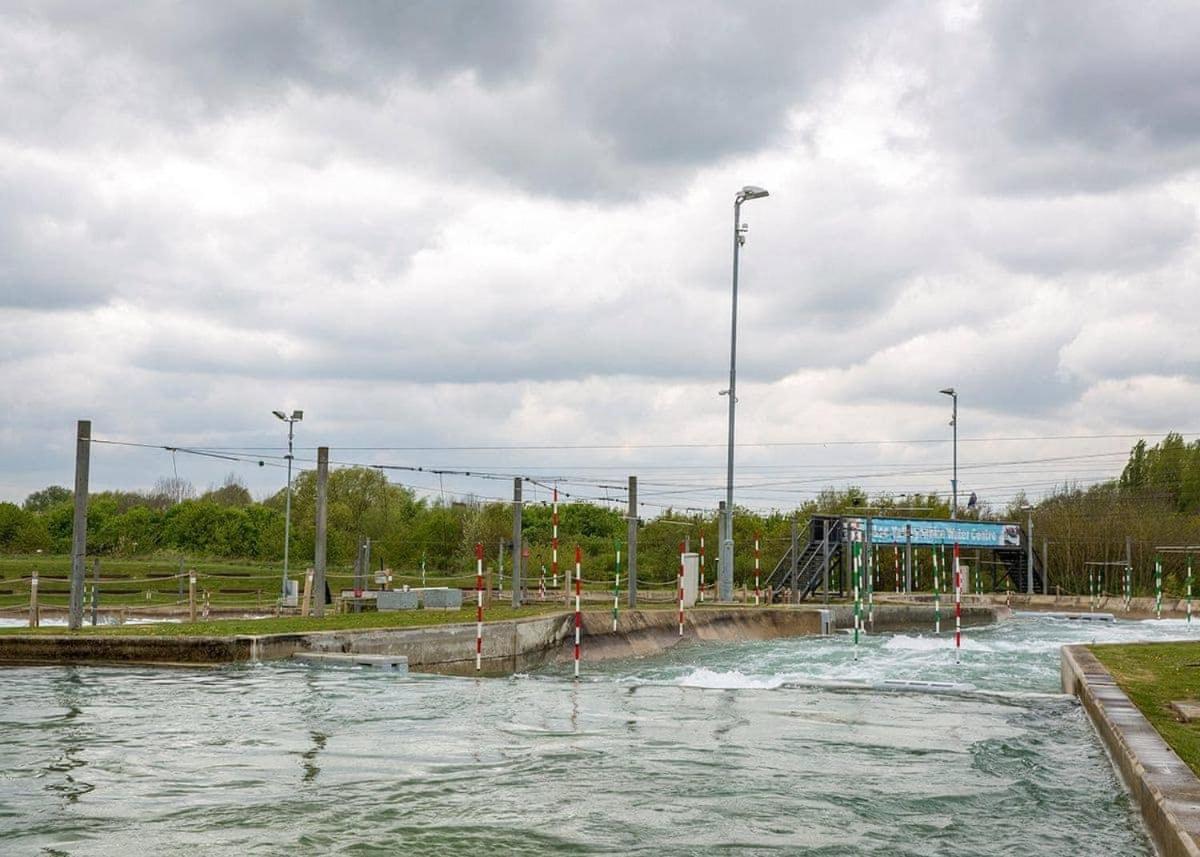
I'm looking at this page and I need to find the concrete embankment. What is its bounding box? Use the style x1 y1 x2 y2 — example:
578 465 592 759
1062 645 1200 857
888 591 1198 620
0 603 1001 674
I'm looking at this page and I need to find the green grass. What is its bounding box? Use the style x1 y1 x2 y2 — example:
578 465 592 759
0 553 686 610
0 603 569 637
1090 641 1200 776
0 554 497 610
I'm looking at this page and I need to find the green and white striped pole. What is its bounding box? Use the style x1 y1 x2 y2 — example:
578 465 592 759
1155 553 1163 620
612 541 621 632
1188 554 1193 625
1088 566 1095 612
853 541 862 659
867 542 875 632
1124 564 1131 612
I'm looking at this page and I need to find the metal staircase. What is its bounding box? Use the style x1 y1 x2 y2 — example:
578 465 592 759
998 542 1047 594
764 517 843 602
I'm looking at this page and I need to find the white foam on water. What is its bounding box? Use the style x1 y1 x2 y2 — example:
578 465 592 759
676 667 786 690
0 616 181 628
882 633 995 653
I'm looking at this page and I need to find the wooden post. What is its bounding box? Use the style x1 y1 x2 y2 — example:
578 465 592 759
29 569 39 628
314 446 329 619
511 478 523 608
69 419 91 629
627 476 638 608
188 569 197 623
300 567 314 616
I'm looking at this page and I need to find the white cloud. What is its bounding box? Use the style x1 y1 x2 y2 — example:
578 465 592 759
1 1 1198 510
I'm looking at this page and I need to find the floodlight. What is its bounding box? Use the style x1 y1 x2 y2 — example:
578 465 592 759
272 410 287 421
739 185 769 200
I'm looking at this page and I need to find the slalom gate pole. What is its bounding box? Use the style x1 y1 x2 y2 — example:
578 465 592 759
1005 574 1010 609
934 546 942 635
893 546 900 593
539 564 546 601
1188 554 1194 625
699 534 706 602
677 542 685 637
1125 564 1132 612
552 487 559 590
613 543 620 632
475 543 484 672
1088 567 1094 612
754 533 761 605
867 543 874 631
852 541 861 660
1156 554 1163 620
573 546 582 678
421 553 426 587
953 540 962 664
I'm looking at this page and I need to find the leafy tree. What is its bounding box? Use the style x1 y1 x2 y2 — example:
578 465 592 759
23 485 71 512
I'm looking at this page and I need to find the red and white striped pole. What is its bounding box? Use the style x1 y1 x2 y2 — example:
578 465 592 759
677 541 685 636
552 487 559 590
475 543 484 672
953 540 962 664
573 545 582 678
754 533 761 605
699 534 706 603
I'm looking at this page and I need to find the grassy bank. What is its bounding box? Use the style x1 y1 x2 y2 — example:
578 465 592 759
1090 641 1200 776
0 604 571 637
0 554 685 611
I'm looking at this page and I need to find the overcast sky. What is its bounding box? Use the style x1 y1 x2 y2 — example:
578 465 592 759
2 0 1198 514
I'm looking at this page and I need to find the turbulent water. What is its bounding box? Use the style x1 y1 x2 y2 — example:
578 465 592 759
3 616 1198 855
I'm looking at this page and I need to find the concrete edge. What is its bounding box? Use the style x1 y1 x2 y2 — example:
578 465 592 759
1062 644 1200 857
0 603 1002 675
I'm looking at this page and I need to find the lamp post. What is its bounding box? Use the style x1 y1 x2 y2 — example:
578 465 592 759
273 409 303 598
720 185 769 602
939 388 958 519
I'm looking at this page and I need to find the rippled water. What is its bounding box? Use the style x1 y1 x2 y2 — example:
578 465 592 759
3 616 1198 855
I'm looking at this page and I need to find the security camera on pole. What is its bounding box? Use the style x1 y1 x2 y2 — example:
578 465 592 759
719 185 769 602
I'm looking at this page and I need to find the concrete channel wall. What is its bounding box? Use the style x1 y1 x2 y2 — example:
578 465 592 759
1062 645 1200 857
0 603 1001 674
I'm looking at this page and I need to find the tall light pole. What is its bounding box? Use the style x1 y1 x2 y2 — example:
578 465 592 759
939 388 958 519
273 409 303 597
720 184 769 602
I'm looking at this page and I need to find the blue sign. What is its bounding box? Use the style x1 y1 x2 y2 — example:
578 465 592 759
846 517 1021 548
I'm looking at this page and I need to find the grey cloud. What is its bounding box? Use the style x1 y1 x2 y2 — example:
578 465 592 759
3 1 893 198
921 0 1200 193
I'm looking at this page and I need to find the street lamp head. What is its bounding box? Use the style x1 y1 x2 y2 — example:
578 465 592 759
291 410 303 421
272 410 287 421
739 185 769 201
939 387 956 397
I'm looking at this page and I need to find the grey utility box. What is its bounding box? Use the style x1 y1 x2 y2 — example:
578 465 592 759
422 587 463 610
377 591 419 611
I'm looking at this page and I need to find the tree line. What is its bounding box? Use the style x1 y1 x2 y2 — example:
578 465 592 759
1 433 1197 590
